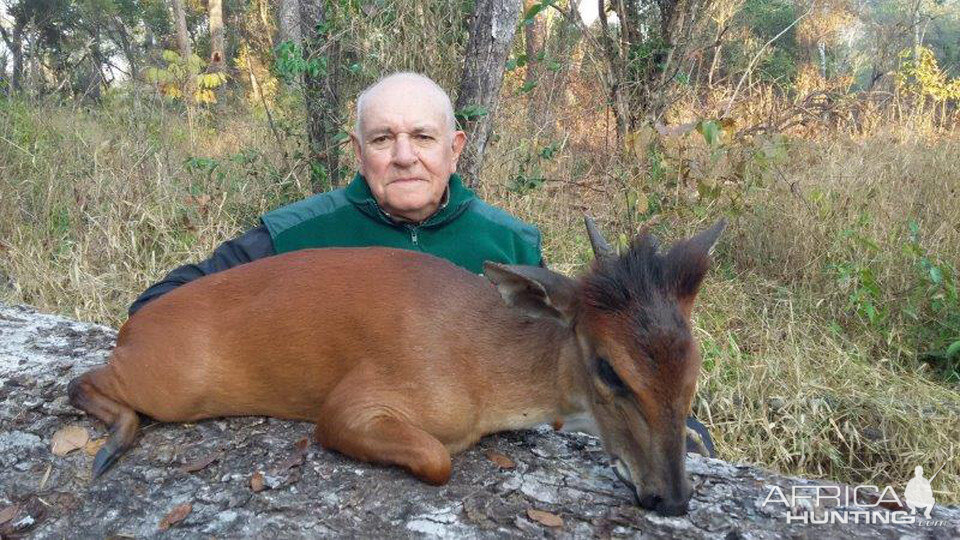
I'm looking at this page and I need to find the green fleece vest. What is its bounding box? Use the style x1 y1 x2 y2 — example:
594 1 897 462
260 173 542 274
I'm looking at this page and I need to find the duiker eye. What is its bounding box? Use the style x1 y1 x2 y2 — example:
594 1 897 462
596 357 628 393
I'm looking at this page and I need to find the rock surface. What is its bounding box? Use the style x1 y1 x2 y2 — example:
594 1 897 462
1 302 957 538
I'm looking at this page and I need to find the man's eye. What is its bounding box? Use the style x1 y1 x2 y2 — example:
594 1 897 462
596 357 628 393
416 134 433 141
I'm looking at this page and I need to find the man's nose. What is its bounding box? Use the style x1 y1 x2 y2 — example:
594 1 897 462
392 135 418 167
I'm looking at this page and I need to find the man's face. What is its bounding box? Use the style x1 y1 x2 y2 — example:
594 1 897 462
351 81 466 223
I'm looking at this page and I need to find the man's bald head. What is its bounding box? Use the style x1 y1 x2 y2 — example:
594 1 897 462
355 72 456 138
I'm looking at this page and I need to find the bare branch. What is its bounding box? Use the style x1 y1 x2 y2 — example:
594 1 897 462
722 1 817 118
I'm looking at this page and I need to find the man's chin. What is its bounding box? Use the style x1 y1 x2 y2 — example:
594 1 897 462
383 197 437 221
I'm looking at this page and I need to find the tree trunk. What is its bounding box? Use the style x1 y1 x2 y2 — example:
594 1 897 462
208 0 226 71
912 0 923 52
82 36 106 101
300 0 343 192
589 0 708 138
523 0 541 89
455 0 523 186
0 22 25 94
171 0 195 101
277 0 301 45
113 20 138 78
597 0 630 141
818 41 827 78
534 0 583 137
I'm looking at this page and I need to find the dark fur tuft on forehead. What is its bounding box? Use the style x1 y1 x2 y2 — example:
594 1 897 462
581 232 711 314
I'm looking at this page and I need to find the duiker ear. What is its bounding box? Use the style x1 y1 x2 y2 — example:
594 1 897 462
667 219 726 307
483 263 579 324
688 219 725 258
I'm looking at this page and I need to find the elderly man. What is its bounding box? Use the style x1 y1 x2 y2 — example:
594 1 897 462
129 72 542 315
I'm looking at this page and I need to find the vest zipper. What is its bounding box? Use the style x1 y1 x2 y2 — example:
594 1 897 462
408 226 419 247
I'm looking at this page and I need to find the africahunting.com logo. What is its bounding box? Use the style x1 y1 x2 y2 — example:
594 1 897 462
761 465 949 526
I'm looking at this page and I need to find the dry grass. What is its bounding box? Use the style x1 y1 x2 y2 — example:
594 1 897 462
1 84 958 503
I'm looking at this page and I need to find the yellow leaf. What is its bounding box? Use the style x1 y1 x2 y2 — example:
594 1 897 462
527 508 563 528
84 437 107 456
162 49 180 64
633 192 649 215
158 503 192 531
51 425 89 456
250 471 266 492
485 450 516 469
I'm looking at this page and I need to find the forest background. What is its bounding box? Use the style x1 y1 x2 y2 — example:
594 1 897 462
1 0 959 503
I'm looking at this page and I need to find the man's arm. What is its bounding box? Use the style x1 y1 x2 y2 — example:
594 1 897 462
128 224 275 316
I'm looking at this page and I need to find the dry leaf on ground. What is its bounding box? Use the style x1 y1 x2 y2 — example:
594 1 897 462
84 438 107 456
0 504 18 525
158 503 192 531
293 437 310 453
180 449 223 473
250 471 266 492
485 450 516 469
51 425 89 456
527 508 563 528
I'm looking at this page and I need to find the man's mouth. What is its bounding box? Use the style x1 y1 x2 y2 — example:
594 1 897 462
391 177 422 184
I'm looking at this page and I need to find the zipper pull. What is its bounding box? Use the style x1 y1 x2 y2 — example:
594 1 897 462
409 227 419 246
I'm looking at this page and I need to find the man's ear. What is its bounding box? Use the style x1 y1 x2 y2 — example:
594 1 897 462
451 130 467 166
483 262 579 324
350 132 363 171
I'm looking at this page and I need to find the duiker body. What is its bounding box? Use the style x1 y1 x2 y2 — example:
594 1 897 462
68 218 723 516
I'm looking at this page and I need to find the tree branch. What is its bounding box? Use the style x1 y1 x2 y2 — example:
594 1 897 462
722 1 817 118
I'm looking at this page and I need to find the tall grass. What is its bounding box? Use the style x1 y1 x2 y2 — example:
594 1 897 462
1 85 958 503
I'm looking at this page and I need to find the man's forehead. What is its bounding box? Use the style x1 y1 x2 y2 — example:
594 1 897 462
365 121 443 134
358 77 451 134
361 97 448 133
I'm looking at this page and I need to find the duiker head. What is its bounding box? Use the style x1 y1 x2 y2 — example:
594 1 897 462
484 217 723 516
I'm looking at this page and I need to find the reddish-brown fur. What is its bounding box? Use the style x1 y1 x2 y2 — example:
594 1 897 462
68 219 723 516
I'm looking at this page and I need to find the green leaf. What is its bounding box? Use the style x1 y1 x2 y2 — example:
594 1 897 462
455 104 489 126
908 220 920 237
539 141 560 159
144 67 161 83
698 120 721 147
930 266 944 285
946 340 960 359
162 49 181 64
520 80 538 93
522 2 547 24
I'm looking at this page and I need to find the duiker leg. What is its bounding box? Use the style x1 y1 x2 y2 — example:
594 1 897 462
313 366 452 485
314 406 452 485
67 367 140 478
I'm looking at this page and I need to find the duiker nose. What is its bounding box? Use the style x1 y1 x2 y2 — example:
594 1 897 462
657 495 690 516
639 494 690 516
